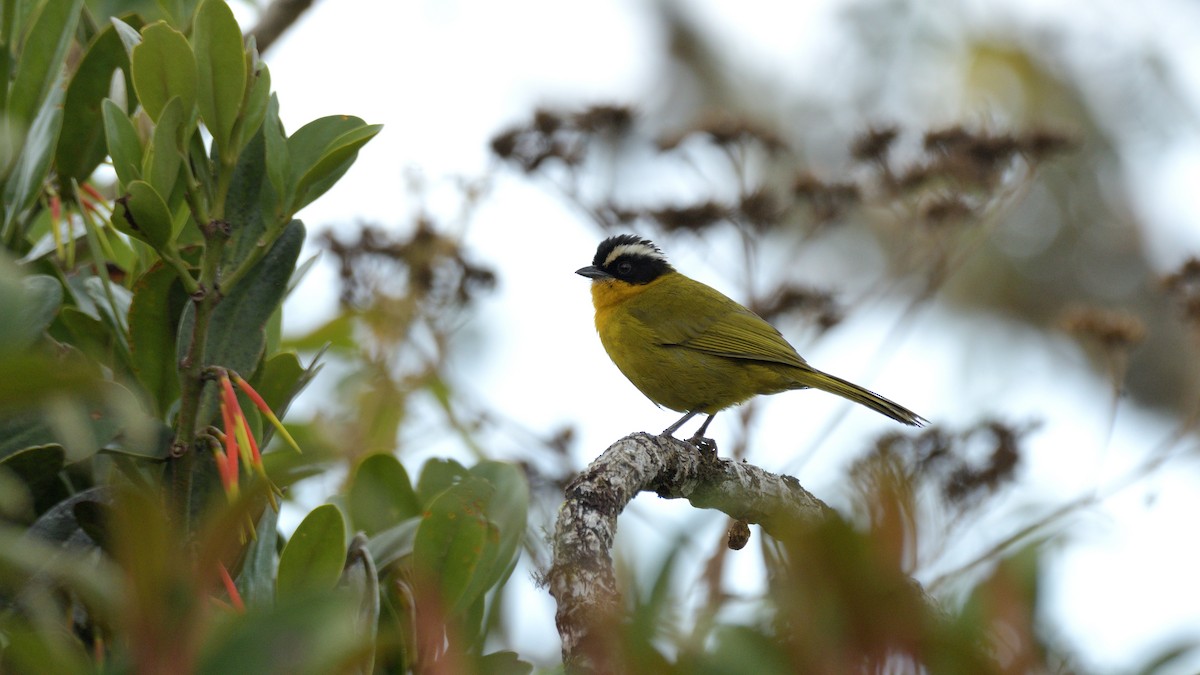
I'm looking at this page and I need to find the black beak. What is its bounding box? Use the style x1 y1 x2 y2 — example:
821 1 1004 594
575 266 611 279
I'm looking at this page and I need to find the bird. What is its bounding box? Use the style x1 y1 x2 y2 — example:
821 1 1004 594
576 234 926 441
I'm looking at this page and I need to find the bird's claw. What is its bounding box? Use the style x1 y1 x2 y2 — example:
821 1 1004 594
688 435 718 457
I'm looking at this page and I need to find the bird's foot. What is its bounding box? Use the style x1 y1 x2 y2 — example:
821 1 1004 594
687 434 718 458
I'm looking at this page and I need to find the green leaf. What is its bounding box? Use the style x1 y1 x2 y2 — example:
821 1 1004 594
131 21 196 122
412 476 495 615
280 312 357 352
141 96 185 198
288 121 382 213
193 219 305 383
113 180 173 249
240 57 271 154
415 457 470 507
197 591 366 675
6 0 83 127
127 263 188 416
222 125 267 267
3 83 64 227
193 0 245 157
262 95 287 213
110 17 143 56
8 275 63 350
277 503 346 599
363 517 419 570
235 504 279 609
56 20 138 184
0 444 66 516
102 98 143 187
347 454 421 536
460 461 528 604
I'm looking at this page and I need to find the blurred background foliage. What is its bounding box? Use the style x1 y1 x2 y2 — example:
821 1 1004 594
1 0 1198 673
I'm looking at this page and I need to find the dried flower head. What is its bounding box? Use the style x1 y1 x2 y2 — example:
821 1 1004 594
852 125 900 163
1061 306 1146 351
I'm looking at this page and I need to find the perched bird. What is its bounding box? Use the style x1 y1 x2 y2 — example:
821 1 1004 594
576 234 926 440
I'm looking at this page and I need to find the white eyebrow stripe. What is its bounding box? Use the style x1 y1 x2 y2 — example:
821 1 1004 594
604 243 666 266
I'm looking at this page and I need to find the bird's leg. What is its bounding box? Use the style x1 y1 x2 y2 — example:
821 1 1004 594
661 410 699 437
687 414 719 456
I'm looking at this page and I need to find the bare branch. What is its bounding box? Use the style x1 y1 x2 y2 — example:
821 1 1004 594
247 0 316 55
546 432 833 670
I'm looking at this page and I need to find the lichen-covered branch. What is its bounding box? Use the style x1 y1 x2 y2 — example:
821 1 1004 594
546 432 835 670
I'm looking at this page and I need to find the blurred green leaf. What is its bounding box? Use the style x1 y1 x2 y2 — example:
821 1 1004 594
2 274 63 351
5 0 83 128
193 0 244 157
128 263 187 416
363 517 419 570
415 457 469 507
130 21 196 122
458 461 528 607
3 82 64 228
285 115 381 214
236 504 279 609
277 503 346 599
142 95 184 199
348 454 421 536
114 179 173 248
197 591 367 675
102 98 143 187
412 476 494 615
0 444 66 517
56 19 138 184
110 16 144 56
280 312 357 352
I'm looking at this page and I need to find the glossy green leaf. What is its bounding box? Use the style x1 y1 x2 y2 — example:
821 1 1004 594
412 476 494 615
102 98 143 187
277 503 346 599
6 0 83 127
252 352 305 413
142 96 184 198
113 180 173 249
289 121 382 213
127 263 187 416
348 454 421 536
193 0 245 157
131 21 196 122
415 457 470 507
56 20 138 184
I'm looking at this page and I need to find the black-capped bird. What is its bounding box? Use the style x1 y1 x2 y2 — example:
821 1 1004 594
576 234 926 440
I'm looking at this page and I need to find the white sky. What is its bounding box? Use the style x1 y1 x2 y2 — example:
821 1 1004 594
261 1 1200 671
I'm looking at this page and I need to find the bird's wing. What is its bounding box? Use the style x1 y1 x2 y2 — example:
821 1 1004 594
632 300 808 368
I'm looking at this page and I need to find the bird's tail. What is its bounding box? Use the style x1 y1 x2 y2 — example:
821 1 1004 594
799 367 926 427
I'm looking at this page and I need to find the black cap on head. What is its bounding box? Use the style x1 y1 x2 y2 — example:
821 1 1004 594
579 234 673 285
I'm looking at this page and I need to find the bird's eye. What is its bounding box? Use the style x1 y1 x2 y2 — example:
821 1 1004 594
617 261 633 276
